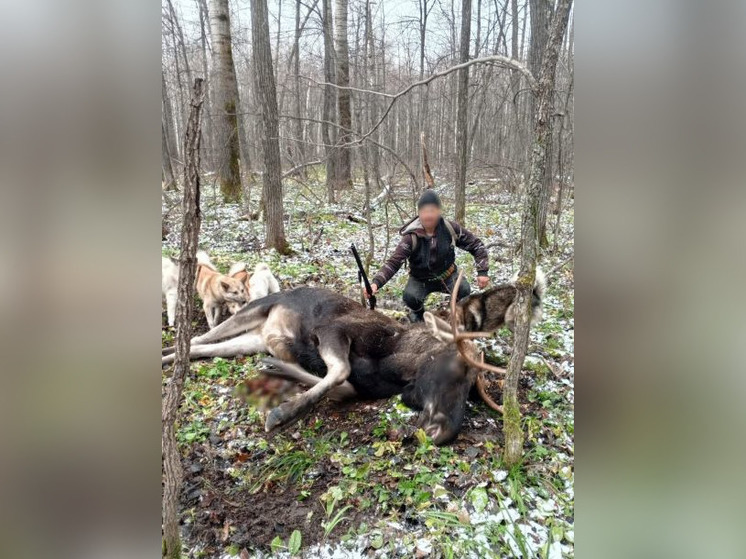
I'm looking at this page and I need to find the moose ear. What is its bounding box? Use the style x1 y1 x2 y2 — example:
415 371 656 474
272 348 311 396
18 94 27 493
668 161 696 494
423 312 454 342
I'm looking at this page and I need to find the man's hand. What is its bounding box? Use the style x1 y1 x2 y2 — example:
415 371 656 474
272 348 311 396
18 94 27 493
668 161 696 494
363 283 379 299
477 276 489 289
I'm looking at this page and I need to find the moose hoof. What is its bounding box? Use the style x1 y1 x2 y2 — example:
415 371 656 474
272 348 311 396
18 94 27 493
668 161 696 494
265 406 288 432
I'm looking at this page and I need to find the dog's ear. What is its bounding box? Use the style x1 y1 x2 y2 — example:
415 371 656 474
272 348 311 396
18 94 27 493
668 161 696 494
424 312 454 342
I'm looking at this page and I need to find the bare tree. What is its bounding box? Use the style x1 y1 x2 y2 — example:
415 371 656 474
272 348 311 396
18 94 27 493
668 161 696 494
333 0 353 190
209 0 243 203
251 0 290 254
162 69 180 173
162 78 204 559
454 0 472 223
292 0 306 173
162 116 176 190
502 0 572 468
196 0 215 172
322 0 337 202
528 0 554 246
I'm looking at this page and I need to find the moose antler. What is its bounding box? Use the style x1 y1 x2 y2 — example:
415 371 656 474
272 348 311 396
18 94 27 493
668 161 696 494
449 271 505 413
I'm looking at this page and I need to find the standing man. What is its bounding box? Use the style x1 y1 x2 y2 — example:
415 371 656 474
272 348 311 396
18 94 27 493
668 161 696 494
365 190 490 322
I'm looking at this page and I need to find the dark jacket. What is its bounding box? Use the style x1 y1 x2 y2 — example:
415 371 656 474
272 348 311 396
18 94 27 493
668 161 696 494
371 217 489 288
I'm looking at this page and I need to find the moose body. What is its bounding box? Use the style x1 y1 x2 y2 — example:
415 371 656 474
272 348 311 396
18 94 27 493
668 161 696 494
162 273 545 445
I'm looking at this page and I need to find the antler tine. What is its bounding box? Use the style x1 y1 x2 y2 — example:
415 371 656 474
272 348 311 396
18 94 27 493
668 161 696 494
449 270 505 375
476 352 504 413
449 270 464 337
454 330 496 340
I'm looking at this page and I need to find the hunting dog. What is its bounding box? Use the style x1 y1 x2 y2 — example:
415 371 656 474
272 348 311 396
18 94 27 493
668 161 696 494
226 262 281 314
195 251 248 329
161 256 179 327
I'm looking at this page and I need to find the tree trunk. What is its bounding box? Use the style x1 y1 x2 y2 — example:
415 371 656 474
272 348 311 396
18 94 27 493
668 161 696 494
322 0 337 202
293 0 306 175
209 0 243 203
454 0 472 223
162 116 176 190
528 0 554 246
162 78 204 559
251 0 290 254
333 0 353 190
364 0 382 190
503 0 572 468
162 70 180 169
197 0 215 173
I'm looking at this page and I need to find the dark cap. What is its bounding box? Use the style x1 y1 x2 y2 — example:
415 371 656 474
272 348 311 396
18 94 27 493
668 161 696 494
417 189 441 210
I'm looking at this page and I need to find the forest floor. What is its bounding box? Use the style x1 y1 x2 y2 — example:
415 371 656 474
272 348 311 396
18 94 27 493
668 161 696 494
162 172 575 558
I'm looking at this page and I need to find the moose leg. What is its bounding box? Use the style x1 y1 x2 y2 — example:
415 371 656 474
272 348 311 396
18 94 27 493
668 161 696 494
261 357 357 401
190 303 269 345
161 333 266 367
265 331 351 432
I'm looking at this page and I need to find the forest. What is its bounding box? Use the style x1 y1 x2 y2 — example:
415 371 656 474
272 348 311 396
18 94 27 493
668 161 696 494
162 0 574 556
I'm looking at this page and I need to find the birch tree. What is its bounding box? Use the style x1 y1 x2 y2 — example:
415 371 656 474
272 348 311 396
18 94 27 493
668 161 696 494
209 0 243 203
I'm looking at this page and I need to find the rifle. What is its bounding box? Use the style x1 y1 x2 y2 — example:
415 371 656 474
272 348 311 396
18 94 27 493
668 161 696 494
350 244 376 310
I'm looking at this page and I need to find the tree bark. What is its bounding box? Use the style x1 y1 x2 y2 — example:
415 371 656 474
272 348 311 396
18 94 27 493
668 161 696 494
162 78 204 559
528 0 554 246
162 70 180 168
333 0 353 190
454 0 472 223
209 0 243 203
162 116 176 190
197 0 215 173
322 0 337 202
292 0 306 174
502 0 572 468
251 0 290 254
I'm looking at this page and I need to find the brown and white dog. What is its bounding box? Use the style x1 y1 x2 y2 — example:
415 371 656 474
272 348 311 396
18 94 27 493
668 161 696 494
225 261 281 314
195 251 248 328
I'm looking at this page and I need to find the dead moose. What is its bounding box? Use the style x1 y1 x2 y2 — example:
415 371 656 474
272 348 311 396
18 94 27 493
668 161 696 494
162 271 545 445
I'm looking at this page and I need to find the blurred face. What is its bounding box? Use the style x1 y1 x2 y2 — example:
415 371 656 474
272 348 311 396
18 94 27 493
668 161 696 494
419 204 441 230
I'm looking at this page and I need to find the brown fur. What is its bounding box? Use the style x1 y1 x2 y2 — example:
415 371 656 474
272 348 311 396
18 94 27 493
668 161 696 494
195 263 248 328
230 268 252 293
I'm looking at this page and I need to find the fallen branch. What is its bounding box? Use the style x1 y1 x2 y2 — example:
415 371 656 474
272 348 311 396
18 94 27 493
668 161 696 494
281 159 324 179
546 255 574 284
535 354 562 379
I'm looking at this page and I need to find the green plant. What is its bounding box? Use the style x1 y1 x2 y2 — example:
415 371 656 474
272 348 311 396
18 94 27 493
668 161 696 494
288 529 302 555
322 503 352 539
250 446 313 493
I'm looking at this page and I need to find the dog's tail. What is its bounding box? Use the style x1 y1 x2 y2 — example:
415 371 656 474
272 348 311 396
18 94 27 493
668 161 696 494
533 266 546 301
228 261 247 276
253 262 271 273
196 250 216 270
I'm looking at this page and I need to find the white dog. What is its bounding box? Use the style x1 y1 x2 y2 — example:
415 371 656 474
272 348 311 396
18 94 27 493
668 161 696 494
161 256 179 327
225 262 281 314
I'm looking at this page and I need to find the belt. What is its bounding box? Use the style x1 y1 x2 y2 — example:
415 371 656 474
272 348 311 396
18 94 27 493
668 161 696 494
425 263 456 283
